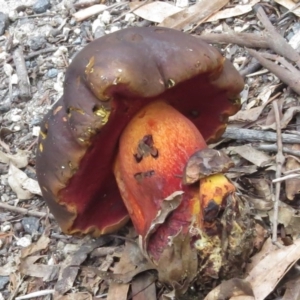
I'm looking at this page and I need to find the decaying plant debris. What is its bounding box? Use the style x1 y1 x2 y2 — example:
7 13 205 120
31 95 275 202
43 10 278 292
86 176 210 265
2 0 300 299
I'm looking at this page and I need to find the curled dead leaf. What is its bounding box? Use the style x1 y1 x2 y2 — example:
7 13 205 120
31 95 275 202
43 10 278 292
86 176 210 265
140 191 184 256
183 148 234 185
204 278 254 300
0 149 29 168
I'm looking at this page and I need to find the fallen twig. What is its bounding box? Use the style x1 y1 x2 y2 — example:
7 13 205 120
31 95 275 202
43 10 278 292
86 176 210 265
13 47 31 100
74 0 101 9
8 276 25 300
276 2 300 22
199 31 269 49
272 100 285 244
0 202 54 219
240 58 262 77
247 48 300 95
15 289 55 300
273 173 300 183
72 2 123 22
4 46 72 66
256 144 300 157
200 6 300 68
255 5 300 69
222 128 300 144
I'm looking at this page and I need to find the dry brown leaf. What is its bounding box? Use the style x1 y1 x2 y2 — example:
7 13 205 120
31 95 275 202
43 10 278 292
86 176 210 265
229 105 267 123
267 205 295 231
55 236 112 295
132 272 156 300
227 165 258 179
284 211 300 240
206 0 259 22
20 255 59 281
244 177 272 201
107 282 129 300
274 0 300 18
159 0 229 30
21 235 50 258
246 238 279 273
242 195 273 211
246 239 300 300
285 144 300 200
204 278 254 300
56 292 92 300
8 163 41 199
262 106 300 130
183 148 234 184
0 149 29 168
253 223 268 250
130 2 183 23
0 260 17 276
141 191 183 254
283 276 300 300
107 241 138 300
8 163 33 199
228 144 272 167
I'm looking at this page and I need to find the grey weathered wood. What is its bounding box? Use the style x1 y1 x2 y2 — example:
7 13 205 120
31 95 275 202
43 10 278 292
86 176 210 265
222 128 300 144
13 47 31 100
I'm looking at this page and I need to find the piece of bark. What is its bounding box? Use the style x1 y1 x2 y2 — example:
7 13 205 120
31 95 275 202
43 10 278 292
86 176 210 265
13 47 31 100
222 128 300 144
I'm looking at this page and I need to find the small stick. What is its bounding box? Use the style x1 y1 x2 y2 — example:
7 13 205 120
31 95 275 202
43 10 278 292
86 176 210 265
16 13 55 19
113 0 150 23
277 2 300 22
199 31 269 49
15 290 55 300
256 143 300 157
255 5 300 68
222 128 300 144
74 0 100 9
247 48 300 96
273 173 300 183
240 59 262 77
13 47 31 100
272 100 285 244
8 276 25 300
284 167 300 175
72 2 121 22
199 7 300 69
0 202 54 219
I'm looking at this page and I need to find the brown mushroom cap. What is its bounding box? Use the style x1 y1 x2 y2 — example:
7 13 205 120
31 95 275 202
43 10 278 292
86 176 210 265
36 27 244 236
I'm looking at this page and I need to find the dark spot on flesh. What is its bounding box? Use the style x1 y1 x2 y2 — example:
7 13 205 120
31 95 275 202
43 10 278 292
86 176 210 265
134 170 155 183
133 134 159 163
203 200 220 223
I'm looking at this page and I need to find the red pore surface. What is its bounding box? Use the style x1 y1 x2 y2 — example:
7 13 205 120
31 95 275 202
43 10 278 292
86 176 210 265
36 27 243 236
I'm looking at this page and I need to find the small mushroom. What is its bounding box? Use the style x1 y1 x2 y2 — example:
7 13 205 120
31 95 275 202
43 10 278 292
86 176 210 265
36 27 243 237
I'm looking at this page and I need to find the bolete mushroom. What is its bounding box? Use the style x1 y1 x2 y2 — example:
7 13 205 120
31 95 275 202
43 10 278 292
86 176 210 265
36 27 255 293
36 27 243 238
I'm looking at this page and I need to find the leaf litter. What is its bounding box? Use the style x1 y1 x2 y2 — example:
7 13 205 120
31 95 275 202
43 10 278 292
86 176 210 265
2 0 300 299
